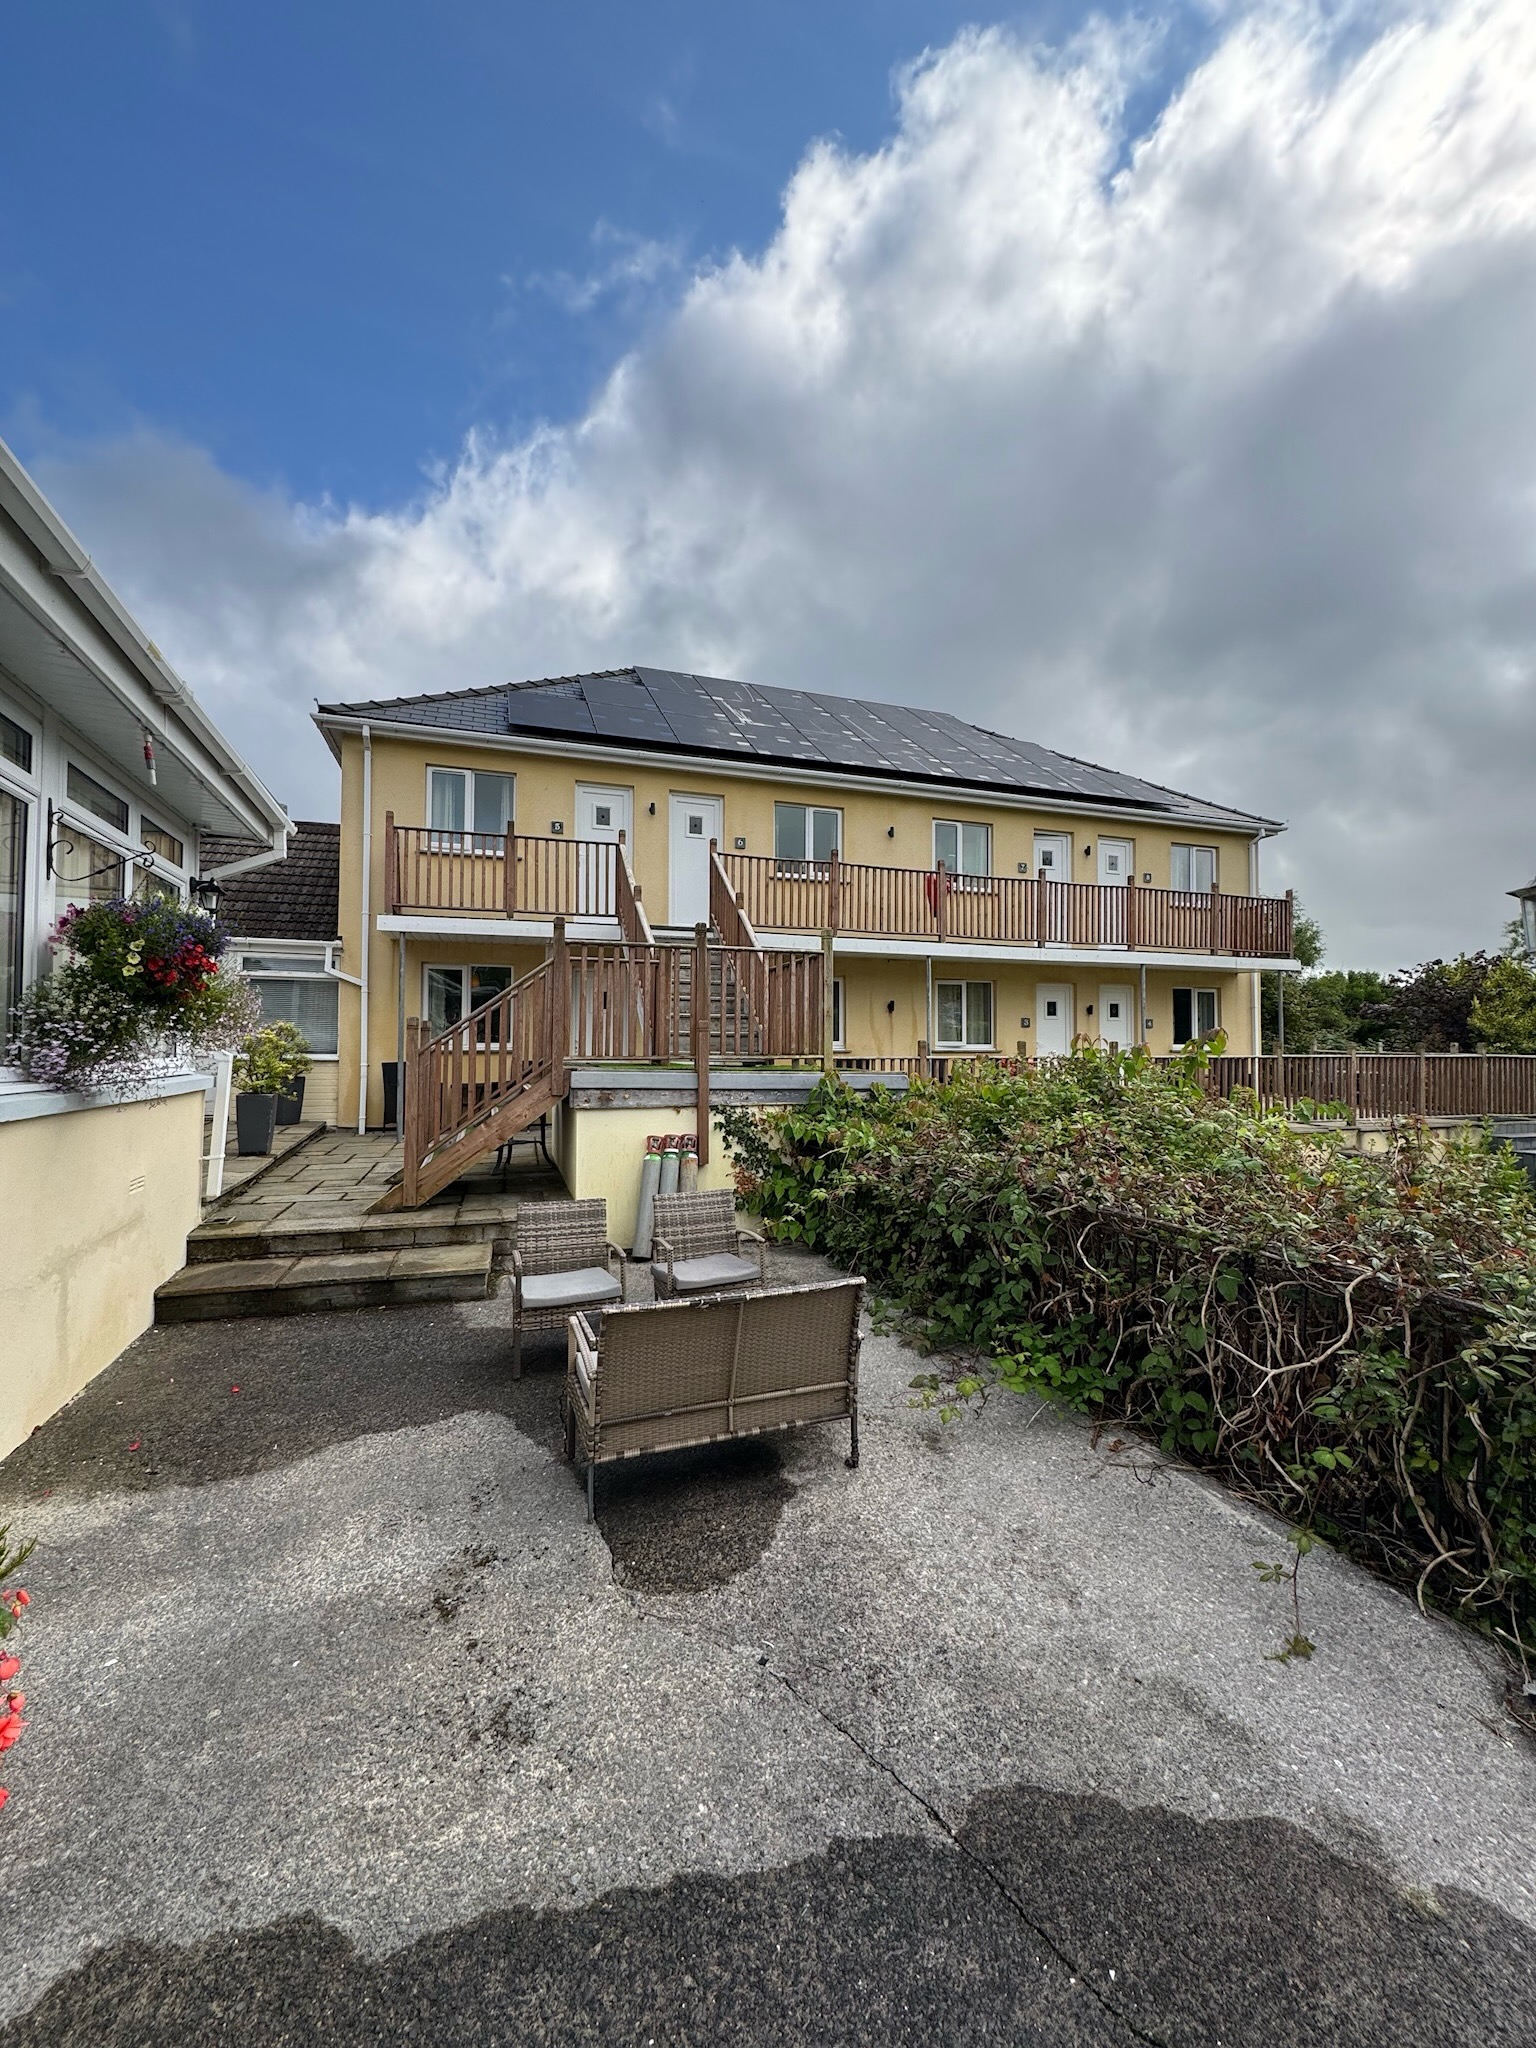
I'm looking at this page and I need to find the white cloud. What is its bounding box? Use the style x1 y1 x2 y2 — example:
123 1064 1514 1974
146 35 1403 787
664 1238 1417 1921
30 0 1536 969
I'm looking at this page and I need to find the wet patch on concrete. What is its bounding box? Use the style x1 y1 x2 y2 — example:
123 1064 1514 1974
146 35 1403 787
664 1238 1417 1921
595 1437 797 1593
0 1306 557 1505
6 1783 1533 2048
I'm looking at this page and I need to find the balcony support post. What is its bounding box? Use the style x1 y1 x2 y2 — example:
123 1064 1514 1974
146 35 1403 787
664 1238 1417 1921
505 827 518 916
384 810 398 915
821 927 836 1078
694 921 712 1166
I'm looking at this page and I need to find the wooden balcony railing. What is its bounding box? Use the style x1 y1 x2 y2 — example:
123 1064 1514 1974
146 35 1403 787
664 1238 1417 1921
385 816 619 918
721 849 1294 958
1202 1053 1536 1119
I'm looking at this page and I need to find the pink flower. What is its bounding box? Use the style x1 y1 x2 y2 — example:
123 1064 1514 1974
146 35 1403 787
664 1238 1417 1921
0 1658 17 1683
0 1787 9 1812
0 1712 25 1753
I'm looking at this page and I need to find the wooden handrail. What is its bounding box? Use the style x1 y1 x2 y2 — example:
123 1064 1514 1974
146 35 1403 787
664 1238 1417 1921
616 831 654 946
720 852 1294 959
709 841 758 949
1199 1052 1536 1118
389 827 619 918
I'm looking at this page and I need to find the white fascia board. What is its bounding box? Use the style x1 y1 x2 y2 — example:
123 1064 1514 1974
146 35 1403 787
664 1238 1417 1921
376 913 623 943
313 711 1285 838
0 440 289 844
753 929 1298 971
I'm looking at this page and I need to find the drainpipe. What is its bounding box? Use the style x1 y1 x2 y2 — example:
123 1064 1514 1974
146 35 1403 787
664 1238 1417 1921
925 955 934 1065
357 722 372 1134
1249 837 1261 1081
396 936 406 1134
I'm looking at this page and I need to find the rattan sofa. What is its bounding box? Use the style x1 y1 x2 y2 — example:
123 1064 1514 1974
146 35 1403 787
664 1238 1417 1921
649 1189 766 1299
509 1198 628 1379
563 1277 865 1518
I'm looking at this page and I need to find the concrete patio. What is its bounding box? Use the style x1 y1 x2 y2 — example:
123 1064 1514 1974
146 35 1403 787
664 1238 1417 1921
1 1247 1534 2045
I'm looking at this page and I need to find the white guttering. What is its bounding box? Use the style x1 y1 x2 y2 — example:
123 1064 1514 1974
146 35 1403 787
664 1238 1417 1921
357 722 372 1135
312 712 1286 839
0 435 290 849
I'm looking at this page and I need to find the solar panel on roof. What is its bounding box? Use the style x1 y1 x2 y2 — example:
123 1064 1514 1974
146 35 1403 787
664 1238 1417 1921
319 665 1272 828
503 686 597 737
579 672 677 745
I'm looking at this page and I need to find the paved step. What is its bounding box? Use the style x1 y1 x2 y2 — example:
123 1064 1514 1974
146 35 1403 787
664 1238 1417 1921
186 1204 519 1264
155 1242 494 1323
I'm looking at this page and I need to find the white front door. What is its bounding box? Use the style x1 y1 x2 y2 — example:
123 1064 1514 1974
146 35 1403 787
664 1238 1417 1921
575 784 631 915
1097 838 1132 887
668 794 723 928
1035 983 1074 1057
1097 984 1136 1051
1034 832 1074 942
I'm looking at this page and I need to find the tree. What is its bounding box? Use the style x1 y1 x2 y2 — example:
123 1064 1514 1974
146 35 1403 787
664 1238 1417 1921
1469 955 1536 1052
1361 954 1498 1052
1261 906 1391 1053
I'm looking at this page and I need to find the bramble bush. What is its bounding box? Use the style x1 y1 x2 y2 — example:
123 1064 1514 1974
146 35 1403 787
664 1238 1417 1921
720 1048 1536 1658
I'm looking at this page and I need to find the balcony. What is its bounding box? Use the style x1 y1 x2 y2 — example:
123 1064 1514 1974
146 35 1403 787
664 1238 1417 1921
385 821 651 942
721 851 1295 960
383 821 1296 962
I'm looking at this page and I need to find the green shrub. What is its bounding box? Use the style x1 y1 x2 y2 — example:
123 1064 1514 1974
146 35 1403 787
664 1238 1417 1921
720 1050 1536 1657
233 1020 312 1094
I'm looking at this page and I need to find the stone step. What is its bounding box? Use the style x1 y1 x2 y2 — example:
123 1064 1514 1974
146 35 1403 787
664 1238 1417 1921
186 1205 519 1264
155 1242 494 1323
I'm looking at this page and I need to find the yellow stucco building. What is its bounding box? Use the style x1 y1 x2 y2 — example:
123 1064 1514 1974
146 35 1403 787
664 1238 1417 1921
316 667 1297 1165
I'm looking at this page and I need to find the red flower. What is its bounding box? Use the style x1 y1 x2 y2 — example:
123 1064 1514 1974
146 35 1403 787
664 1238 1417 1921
0 1787 9 1812
0 1658 17 1683
0 1712 25 1752
9 1591 26 1608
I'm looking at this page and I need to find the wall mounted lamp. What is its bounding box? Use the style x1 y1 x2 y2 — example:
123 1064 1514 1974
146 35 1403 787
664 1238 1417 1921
648 801 656 815
886 999 896 1015
887 825 895 838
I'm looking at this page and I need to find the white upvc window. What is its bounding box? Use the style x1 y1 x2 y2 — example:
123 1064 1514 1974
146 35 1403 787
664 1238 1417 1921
773 802 841 867
424 962 514 1040
427 766 516 838
1171 987 1220 1046
935 979 993 1049
933 820 991 877
236 949 341 1056
1170 844 1217 893
831 977 845 1049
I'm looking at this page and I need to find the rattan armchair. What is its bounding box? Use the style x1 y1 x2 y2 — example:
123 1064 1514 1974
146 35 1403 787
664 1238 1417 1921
564 1277 865 1518
649 1189 766 1299
510 1198 628 1379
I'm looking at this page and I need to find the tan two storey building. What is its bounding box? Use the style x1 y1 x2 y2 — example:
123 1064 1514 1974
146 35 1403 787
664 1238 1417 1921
316 667 1296 1210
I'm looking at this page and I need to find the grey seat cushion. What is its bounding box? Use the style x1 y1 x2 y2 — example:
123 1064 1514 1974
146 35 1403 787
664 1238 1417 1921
652 1253 759 1293
520 1266 622 1310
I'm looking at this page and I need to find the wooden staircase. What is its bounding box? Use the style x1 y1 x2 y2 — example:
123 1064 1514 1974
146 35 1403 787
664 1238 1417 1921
374 954 565 1212
374 851 827 1214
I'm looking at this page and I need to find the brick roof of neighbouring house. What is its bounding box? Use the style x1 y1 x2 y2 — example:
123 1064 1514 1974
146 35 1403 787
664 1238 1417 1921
201 820 340 941
315 666 1281 830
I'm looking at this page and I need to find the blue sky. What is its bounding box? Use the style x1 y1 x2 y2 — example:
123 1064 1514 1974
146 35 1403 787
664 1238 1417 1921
3 0 1533 967
3 0 1165 507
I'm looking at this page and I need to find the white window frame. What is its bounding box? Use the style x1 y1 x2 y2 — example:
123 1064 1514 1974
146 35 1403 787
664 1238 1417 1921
1170 844 1217 894
934 979 994 1050
831 976 845 1050
422 962 515 1043
1171 986 1220 1047
933 819 992 881
426 765 517 845
233 943 341 1057
773 801 842 872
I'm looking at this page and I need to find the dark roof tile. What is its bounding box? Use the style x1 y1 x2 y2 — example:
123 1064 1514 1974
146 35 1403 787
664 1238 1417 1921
315 667 1276 830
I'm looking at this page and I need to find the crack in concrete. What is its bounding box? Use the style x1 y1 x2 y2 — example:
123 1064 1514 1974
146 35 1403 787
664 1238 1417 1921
624 1587 1171 2048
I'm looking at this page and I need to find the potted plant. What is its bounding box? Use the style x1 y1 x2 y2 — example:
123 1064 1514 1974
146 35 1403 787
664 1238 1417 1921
233 1023 309 1154
264 1020 314 1125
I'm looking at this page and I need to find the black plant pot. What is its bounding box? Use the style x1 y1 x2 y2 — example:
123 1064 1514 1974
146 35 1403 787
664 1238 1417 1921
275 1075 306 1126
235 1092 279 1156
